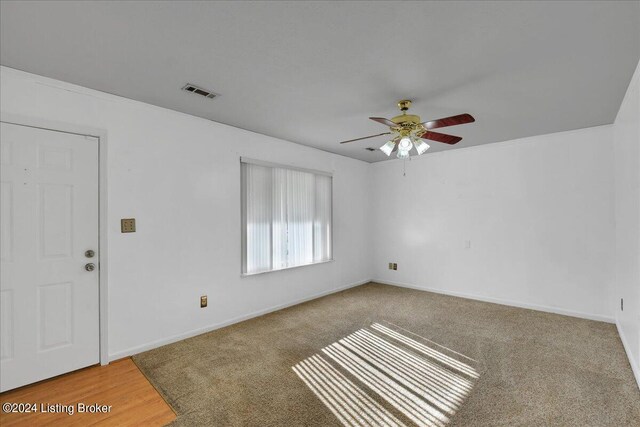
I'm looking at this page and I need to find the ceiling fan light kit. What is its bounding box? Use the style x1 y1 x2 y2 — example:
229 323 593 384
380 139 397 156
340 99 475 159
413 138 430 155
396 136 412 159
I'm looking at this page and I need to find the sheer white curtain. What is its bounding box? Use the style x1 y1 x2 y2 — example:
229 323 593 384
242 161 332 274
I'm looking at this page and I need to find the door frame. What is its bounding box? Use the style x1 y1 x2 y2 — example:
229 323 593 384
1 112 109 366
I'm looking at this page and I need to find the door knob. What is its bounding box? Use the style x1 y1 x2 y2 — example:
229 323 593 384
85 250 95 258
85 263 96 272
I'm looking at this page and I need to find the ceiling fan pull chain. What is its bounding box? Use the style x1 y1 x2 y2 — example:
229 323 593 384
403 156 412 177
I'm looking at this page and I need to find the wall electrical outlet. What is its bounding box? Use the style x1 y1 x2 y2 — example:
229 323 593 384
200 295 208 308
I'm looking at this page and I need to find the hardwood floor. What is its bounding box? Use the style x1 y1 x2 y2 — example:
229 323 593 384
0 358 176 426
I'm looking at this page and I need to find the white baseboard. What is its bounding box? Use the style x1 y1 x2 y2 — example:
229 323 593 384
373 279 615 324
109 279 370 361
615 318 640 390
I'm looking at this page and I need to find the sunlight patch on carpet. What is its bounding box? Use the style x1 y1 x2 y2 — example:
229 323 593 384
292 322 479 427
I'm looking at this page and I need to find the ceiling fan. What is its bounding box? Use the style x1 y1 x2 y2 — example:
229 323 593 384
339 100 475 158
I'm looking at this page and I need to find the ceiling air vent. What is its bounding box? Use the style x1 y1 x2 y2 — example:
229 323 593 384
181 84 218 99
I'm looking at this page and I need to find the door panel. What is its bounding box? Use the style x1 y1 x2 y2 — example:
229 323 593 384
39 183 74 259
38 281 73 351
0 122 99 392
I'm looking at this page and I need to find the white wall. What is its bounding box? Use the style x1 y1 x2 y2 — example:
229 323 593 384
613 60 640 385
0 67 372 360
370 126 615 322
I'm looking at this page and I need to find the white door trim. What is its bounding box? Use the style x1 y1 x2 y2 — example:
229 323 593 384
0 112 109 366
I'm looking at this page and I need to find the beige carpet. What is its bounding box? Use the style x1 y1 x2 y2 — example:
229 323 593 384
133 282 640 426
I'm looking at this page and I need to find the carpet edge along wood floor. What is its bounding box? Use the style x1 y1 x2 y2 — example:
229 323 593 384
0 358 176 426
133 282 640 427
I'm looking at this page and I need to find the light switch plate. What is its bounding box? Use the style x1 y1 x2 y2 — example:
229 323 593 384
121 218 136 233
201 295 208 308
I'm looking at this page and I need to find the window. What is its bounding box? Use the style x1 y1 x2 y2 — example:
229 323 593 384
241 159 333 275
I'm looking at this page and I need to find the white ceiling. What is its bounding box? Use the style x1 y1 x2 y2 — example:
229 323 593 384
1 1 638 162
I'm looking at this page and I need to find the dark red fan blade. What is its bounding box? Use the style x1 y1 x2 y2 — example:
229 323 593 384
422 113 475 130
339 132 391 144
420 131 462 145
370 117 399 128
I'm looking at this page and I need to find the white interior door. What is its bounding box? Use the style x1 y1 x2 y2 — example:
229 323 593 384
0 122 99 392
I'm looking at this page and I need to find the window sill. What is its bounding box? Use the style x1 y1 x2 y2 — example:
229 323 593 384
241 259 335 277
